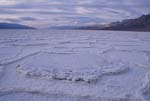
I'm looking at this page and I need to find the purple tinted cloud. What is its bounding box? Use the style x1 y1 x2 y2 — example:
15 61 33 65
0 0 149 28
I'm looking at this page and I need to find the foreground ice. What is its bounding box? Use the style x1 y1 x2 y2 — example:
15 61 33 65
0 30 150 101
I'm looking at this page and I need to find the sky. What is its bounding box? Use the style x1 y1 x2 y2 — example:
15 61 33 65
0 0 150 28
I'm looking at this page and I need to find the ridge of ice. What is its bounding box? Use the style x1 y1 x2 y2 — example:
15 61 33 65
16 62 129 84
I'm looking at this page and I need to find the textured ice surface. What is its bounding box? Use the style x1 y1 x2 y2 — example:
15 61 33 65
0 30 150 101
0 66 4 78
141 72 150 101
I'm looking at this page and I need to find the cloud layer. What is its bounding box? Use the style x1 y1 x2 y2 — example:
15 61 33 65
0 0 150 28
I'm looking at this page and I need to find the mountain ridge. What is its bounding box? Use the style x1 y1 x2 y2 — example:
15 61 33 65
102 14 150 31
78 14 150 31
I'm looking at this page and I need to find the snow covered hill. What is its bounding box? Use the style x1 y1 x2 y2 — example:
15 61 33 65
0 30 150 101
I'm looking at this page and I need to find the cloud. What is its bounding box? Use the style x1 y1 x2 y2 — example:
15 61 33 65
0 18 21 23
0 0 149 28
0 0 17 5
75 7 94 14
20 17 37 21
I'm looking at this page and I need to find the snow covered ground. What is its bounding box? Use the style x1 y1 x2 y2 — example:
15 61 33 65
0 30 150 101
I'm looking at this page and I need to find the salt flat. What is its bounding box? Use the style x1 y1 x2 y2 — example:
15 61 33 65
0 30 150 101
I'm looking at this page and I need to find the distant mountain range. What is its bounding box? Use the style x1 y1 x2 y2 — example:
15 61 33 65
49 25 79 30
0 23 35 29
78 14 150 31
1 14 150 31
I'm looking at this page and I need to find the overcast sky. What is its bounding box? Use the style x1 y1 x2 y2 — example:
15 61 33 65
0 0 149 28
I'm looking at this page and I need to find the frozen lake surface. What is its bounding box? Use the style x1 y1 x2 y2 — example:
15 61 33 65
0 30 150 101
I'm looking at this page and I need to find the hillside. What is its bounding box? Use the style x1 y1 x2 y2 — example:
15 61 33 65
0 23 35 29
